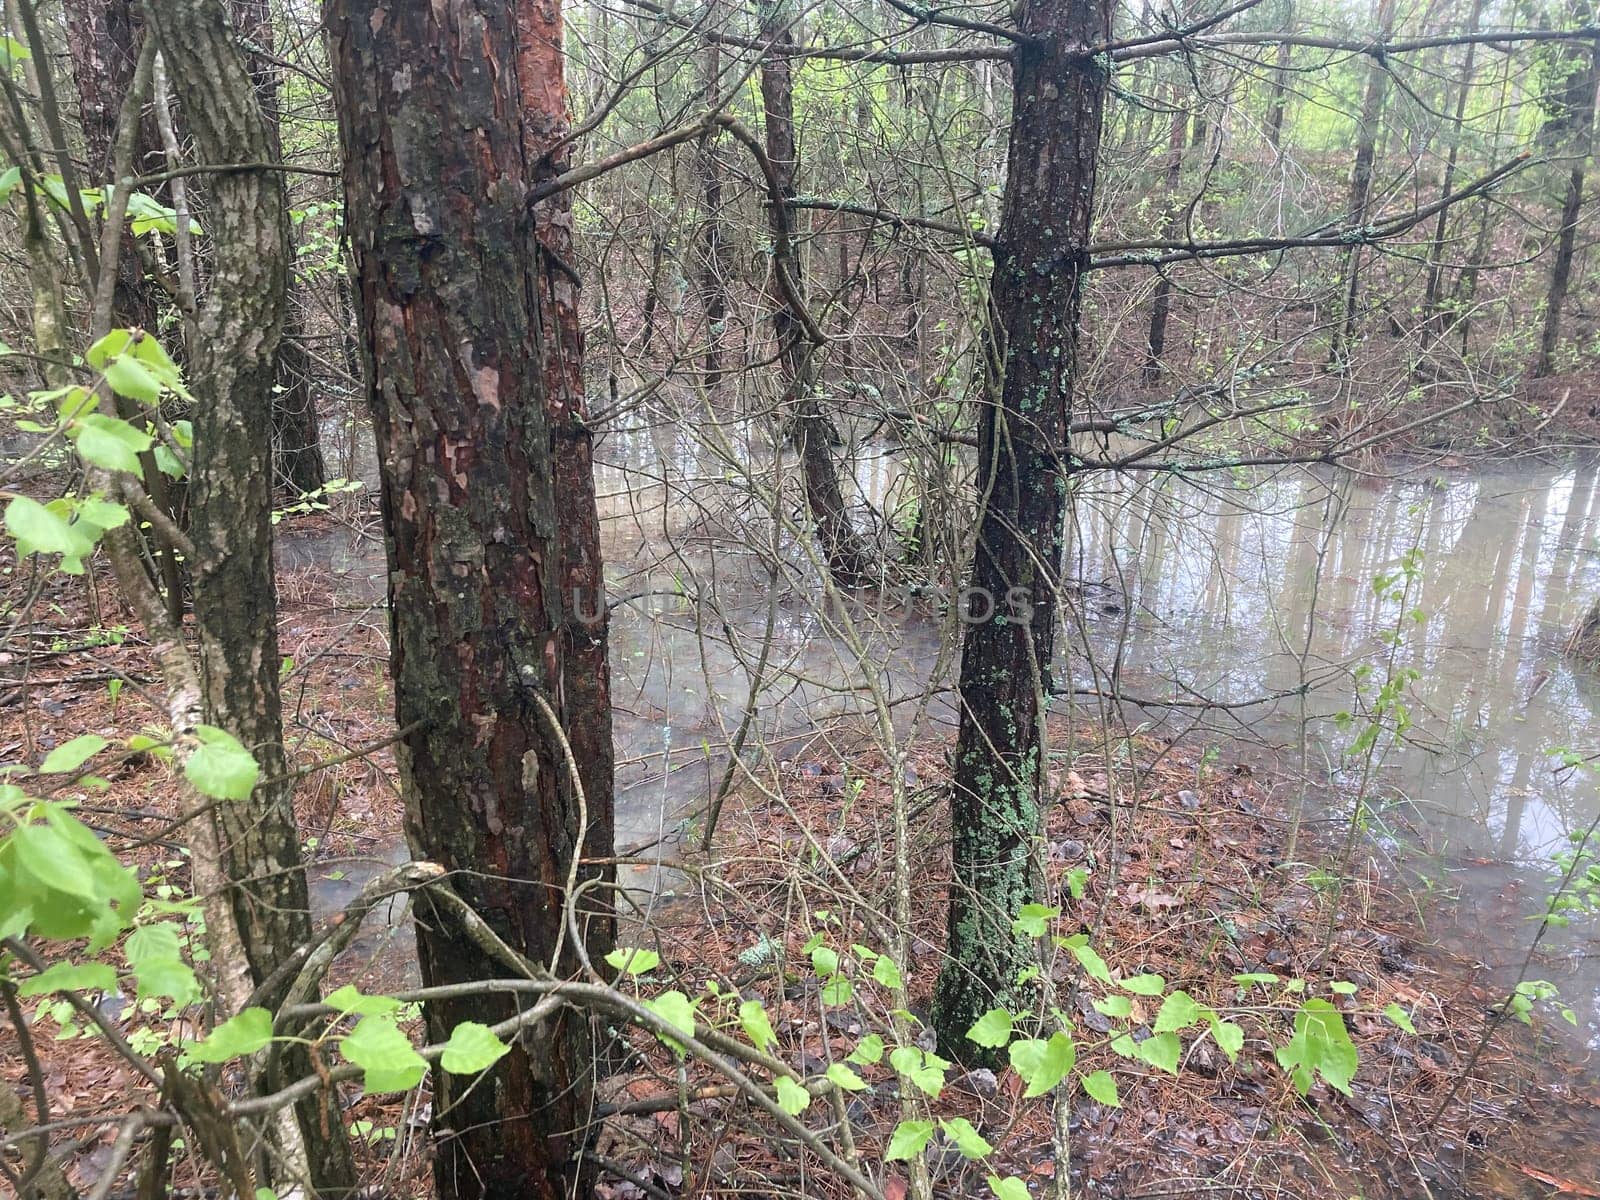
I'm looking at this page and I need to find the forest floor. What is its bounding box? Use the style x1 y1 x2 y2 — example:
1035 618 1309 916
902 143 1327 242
4 537 1600 1199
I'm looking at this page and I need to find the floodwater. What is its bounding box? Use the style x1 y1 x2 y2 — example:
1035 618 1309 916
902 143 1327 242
282 410 1600 1066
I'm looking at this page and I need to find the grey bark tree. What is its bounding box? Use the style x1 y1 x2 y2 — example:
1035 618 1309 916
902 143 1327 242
141 1 353 1191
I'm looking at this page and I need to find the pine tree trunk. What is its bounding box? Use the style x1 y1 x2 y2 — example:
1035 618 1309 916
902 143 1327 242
143 1 352 1192
329 1 612 1195
759 0 870 584
519 0 617 968
932 0 1113 1060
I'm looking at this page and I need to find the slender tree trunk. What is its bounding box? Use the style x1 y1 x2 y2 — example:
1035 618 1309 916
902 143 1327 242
1143 88 1187 381
63 0 186 620
697 38 731 387
759 0 870 584
142 3 351 1193
1330 0 1397 370
1536 34 1600 377
232 0 327 494
932 0 1113 1059
519 0 617 970
1421 0 1484 329
1266 30 1293 153
329 2 611 1196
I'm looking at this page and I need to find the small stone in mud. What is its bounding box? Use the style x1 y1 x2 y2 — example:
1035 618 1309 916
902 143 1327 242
1177 789 1200 811
825 833 858 861
960 1068 999 1097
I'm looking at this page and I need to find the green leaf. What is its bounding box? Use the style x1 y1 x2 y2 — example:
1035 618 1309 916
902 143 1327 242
988 1175 1030 1200
12 822 98 901
125 922 182 967
17 961 116 998
41 734 108 775
847 1033 884 1065
820 974 853 1006
1092 994 1132 1020
1152 990 1204 1033
1233 972 1279 987
1120 973 1166 996
325 984 402 1017
183 726 259 800
102 355 162 405
1329 980 1358 996
1210 1019 1245 1063
134 957 200 1006
940 1116 992 1159
1071 941 1113 985
1381 1002 1416 1035
825 1062 868 1091
6 496 76 557
1012 903 1060 937
644 990 696 1048
775 1075 810 1115
1008 1032 1074 1098
1080 1069 1120 1106
86 330 132 369
739 999 778 1052
604 946 660 975
1134 1031 1182 1074
871 954 903 990
889 1045 949 1096
966 1008 1014 1049
1274 999 1358 1096
341 1016 427 1094
189 1008 273 1063
884 1119 935 1161
73 414 153 475
811 945 839 976
439 1022 510 1074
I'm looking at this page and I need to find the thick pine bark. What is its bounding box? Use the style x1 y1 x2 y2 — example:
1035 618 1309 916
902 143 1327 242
758 0 870 585
232 0 327 494
1536 34 1600 377
932 0 1112 1059
142 3 351 1193
329 3 612 1197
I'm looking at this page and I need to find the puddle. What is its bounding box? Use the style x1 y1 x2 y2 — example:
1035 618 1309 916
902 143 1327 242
282 406 1600 1067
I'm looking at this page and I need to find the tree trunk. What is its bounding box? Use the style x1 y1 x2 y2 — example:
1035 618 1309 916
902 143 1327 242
231 0 327 494
64 0 186 620
932 0 1112 1060
1329 0 1397 369
142 3 351 1193
1142 88 1187 382
518 0 617 970
1536 33 1600 377
1421 0 1484 329
1266 30 1292 153
759 0 870 585
697 37 732 388
328 1 612 1196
